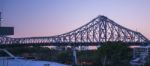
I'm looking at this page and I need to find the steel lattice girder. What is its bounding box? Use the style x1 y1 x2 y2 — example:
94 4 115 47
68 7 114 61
0 15 149 45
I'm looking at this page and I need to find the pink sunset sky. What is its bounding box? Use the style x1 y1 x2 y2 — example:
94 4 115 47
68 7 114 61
0 0 150 39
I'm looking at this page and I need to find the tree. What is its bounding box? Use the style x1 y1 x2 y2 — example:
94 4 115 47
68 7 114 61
56 51 72 64
144 55 150 66
96 41 132 66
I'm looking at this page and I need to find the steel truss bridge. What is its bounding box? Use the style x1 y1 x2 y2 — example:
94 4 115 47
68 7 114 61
0 15 149 47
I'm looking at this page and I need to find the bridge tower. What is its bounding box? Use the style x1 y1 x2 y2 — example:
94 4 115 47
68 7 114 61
0 12 14 47
0 12 14 36
0 12 2 26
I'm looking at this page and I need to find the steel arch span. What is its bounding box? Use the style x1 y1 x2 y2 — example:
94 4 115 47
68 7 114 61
0 15 149 46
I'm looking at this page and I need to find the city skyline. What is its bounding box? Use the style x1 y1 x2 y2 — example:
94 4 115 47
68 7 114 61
0 0 150 39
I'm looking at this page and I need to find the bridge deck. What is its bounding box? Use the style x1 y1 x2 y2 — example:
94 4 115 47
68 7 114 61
0 42 148 47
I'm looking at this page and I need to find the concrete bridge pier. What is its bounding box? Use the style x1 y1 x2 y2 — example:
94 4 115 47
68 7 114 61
72 46 77 66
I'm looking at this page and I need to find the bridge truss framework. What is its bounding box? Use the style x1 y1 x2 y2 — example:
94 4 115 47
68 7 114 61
0 15 149 46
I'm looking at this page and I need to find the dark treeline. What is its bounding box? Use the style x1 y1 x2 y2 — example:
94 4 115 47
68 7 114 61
4 42 148 66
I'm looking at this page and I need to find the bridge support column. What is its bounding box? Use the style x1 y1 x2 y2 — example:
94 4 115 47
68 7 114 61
72 46 77 66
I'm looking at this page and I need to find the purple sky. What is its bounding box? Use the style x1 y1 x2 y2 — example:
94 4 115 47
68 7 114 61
0 0 150 39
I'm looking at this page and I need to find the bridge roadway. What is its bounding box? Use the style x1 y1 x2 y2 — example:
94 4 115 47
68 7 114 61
0 42 149 47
